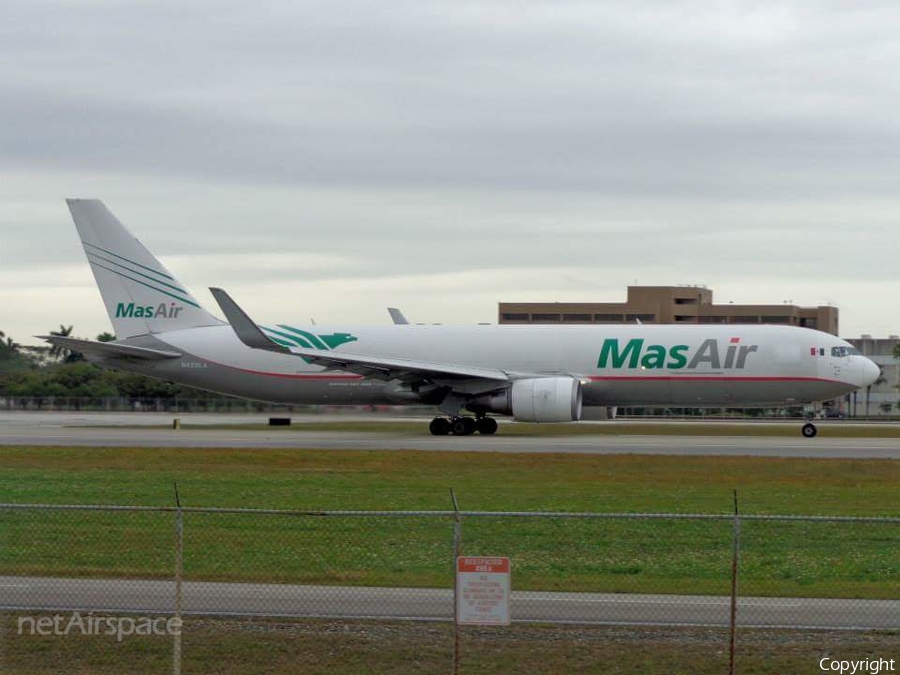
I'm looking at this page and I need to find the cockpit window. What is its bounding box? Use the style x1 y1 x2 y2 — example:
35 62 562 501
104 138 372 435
831 346 861 357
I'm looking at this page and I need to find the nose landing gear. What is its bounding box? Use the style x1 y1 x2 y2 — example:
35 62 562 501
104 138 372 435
429 415 498 436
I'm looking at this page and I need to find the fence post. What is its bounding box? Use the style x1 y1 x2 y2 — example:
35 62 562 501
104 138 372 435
729 489 740 675
173 483 184 675
451 488 461 675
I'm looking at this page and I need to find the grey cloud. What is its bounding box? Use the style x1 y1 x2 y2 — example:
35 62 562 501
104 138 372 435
4 1 900 199
2 0 900 339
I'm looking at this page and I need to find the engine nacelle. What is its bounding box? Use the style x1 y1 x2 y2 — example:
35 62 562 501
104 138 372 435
469 377 583 423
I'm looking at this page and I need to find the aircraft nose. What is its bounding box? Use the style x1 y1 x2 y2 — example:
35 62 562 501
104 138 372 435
862 358 881 387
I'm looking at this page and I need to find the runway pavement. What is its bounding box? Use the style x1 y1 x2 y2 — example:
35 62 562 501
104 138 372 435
1 411 899 458
1 576 896 629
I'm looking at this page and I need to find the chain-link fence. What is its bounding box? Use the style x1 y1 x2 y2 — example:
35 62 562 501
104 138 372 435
0 396 440 416
1 503 897 674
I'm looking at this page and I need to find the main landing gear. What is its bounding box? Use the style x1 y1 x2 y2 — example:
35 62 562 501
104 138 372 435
801 422 818 438
429 416 498 436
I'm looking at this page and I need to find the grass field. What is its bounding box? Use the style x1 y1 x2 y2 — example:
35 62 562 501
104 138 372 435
4 615 898 675
1 446 898 598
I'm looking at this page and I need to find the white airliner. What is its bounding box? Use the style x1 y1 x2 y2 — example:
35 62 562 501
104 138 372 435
42 199 880 438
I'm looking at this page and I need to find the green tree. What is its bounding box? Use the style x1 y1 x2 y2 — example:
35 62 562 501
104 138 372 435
0 329 227 407
97 332 116 342
0 331 37 374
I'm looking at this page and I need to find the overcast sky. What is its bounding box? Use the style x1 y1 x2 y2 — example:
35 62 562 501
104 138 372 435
3 0 900 344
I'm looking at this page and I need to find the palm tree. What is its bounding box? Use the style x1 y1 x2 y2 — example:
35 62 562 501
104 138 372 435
0 331 21 360
48 325 75 362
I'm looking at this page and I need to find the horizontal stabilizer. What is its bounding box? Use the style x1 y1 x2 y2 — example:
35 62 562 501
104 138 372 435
37 335 182 361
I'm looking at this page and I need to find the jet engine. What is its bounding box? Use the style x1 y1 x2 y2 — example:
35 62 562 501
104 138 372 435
468 377 583 423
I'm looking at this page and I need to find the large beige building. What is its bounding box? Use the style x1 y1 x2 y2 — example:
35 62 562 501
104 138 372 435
499 285 839 335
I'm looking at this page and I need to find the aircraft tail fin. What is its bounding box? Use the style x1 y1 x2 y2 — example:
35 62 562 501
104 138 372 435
67 199 223 338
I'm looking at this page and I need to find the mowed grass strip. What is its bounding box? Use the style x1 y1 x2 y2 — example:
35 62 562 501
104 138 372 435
2 446 900 514
0 446 898 597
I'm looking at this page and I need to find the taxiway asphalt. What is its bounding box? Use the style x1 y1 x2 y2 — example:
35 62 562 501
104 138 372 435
2 575 895 630
0 412 899 458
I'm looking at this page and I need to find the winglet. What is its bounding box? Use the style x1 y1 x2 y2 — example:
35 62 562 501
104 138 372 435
388 307 409 325
209 287 288 353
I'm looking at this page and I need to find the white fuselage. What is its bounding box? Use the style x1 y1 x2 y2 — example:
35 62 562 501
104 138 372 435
119 323 878 408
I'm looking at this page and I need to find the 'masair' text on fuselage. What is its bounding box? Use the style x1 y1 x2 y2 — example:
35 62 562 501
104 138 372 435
115 302 184 319
598 338 759 370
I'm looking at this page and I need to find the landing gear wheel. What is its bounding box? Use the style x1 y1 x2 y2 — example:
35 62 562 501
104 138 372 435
429 417 451 436
801 422 818 438
451 416 477 436
476 417 498 435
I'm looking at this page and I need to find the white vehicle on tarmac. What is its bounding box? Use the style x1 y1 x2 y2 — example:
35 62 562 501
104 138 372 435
42 199 880 437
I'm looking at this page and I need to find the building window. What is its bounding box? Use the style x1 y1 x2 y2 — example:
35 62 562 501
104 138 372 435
674 316 696 322
674 298 699 305
761 316 791 324
532 313 561 322
501 313 529 322
730 316 760 323
800 318 818 329
698 316 727 323
563 313 592 322
594 314 624 322
626 313 655 323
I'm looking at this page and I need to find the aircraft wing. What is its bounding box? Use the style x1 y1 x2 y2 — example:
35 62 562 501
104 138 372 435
37 335 182 360
210 287 510 383
262 345 509 381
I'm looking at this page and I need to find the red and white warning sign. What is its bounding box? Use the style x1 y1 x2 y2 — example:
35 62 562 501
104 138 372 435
456 556 511 625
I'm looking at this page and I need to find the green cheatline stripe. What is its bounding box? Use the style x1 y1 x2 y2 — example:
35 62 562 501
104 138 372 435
260 326 317 349
86 252 188 295
276 325 328 350
89 260 200 308
83 242 175 281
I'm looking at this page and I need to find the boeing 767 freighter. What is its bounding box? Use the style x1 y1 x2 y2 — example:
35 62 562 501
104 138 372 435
41 199 880 437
